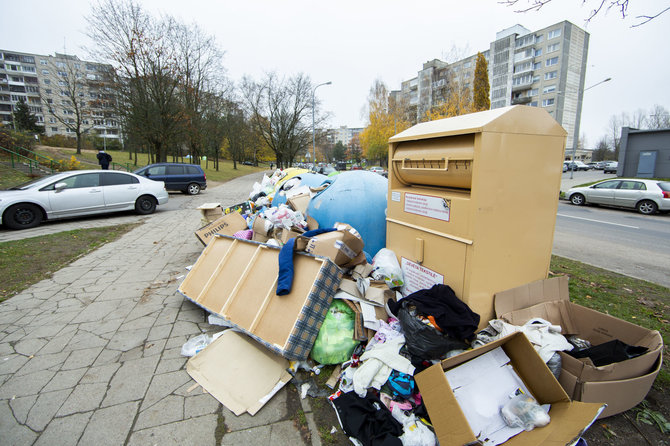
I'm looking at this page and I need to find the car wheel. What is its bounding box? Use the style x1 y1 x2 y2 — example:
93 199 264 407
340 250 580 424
3 203 43 230
636 200 658 215
570 193 586 206
186 183 201 195
135 195 157 215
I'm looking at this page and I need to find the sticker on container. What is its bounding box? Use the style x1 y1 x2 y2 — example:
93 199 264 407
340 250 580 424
404 193 450 222
400 258 444 296
391 191 401 202
334 241 356 260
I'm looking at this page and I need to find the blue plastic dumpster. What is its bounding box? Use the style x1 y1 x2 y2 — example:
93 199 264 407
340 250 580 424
307 171 388 257
272 172 328 207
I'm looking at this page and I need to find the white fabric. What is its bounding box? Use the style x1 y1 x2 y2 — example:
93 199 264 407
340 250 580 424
352 336 414 397
488 318 573 362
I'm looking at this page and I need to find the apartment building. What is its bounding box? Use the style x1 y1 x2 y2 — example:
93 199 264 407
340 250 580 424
391 20 589 152
328 126 364 147
0 49 120 141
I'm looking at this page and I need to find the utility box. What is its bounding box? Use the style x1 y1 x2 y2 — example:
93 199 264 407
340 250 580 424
386 106 566 326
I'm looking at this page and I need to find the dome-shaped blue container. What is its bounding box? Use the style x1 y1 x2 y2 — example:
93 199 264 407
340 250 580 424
272 172 328 207
307 171 388 257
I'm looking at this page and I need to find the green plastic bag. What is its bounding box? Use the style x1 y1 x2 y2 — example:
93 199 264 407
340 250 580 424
310 300 359 364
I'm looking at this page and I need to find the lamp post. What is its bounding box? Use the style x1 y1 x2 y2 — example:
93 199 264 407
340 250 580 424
569 77 612 179
312 81 332 167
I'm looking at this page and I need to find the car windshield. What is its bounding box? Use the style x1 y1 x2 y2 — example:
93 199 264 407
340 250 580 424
8 174 65 190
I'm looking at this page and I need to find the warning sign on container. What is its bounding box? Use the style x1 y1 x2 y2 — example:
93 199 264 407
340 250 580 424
404 193 450 222
401 258 444 296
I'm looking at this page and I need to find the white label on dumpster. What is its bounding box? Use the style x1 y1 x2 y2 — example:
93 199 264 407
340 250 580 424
404 193 450 222
391 191 401 202
400 258 444 296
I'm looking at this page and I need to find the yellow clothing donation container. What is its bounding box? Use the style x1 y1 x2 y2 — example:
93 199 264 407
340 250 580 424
386 105 566 327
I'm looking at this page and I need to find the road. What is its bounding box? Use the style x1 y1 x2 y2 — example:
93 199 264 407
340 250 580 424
554 169 670 288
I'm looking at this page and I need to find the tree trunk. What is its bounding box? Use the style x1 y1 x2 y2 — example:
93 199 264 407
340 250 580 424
76 132 82 155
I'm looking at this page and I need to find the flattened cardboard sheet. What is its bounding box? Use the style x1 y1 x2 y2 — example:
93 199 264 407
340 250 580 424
195 212 248 246
186 330 292 416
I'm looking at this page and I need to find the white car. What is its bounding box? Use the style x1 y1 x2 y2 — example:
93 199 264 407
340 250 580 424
567 179 670 215
1 170 169 229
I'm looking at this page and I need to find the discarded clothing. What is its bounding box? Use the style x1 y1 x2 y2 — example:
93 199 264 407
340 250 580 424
353 336 415 398
388 284 480 342
474 318 573 362
568 339 648 367
276 227 335 295
331 391 403 446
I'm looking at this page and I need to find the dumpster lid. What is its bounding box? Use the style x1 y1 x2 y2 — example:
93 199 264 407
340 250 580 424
389 105 567 143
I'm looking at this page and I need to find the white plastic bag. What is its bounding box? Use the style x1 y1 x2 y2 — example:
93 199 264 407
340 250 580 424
371 248 404 288
500 393 550 431
180 333 212 357
391 406 436 446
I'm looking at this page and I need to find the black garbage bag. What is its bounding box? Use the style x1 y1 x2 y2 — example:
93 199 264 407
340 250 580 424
395 300 469 361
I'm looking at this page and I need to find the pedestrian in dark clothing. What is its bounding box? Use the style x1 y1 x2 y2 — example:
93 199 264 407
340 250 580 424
97 150 112 170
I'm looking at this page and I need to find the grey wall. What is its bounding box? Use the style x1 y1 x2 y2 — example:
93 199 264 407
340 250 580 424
619 127 670 178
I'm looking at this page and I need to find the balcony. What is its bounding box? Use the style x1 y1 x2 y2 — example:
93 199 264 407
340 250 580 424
511 96 532 105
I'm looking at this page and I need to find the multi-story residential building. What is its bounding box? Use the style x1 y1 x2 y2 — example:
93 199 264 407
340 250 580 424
0 49 120 142
328 126 363 147
390 20 589 153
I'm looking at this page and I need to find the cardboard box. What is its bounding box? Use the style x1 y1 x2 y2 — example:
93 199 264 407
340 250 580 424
252 215 273 243
178 235 342 360
494 276 663 417
186 330 292 416
276 227 304 244
197 202 223 222
223 200 254 217
415 332 605 446
195 212 249 246
302 223 365 266
287 192 311 215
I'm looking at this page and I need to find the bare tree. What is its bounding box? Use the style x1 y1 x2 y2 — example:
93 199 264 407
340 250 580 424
241 72 317 168
41 54 104 154
87 0 185 163
499 0 669 27
647 105 670 129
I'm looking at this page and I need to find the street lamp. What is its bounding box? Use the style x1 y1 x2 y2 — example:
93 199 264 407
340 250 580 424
569 77 612 179
312 81 332 166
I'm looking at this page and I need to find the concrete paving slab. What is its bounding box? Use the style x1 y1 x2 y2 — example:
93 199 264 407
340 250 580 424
79 401 139 446
127 414 218 446
34 411 92 446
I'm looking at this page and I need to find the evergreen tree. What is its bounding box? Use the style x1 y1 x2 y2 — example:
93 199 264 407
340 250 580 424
13 98 42 133
473 52 490 111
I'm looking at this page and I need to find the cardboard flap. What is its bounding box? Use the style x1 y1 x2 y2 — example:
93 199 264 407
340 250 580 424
500 300 579 335
495 276 569 317
195 212 248 246
186 330 292 416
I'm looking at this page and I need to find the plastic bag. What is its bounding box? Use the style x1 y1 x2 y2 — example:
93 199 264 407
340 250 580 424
371 248 404 288
395 302 469 361
500 393 550 431
310 300 359 364
180 333 213 357
391 406 437 446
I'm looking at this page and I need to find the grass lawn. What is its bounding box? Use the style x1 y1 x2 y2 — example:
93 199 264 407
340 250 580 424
0 224 139 302
32 146 268 183
0 164 32 189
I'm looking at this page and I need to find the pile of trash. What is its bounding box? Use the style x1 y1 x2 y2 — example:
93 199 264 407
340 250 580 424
178 168 651 446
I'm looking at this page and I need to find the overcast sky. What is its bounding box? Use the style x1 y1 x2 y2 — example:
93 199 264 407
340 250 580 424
4 0 669 147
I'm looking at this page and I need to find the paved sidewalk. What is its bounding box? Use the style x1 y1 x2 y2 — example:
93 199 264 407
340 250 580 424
0 173 319 446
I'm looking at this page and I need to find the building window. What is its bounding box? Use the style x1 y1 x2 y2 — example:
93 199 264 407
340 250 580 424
43 79 51 85
57 71 67 77
463 61 471 68
547 43 560 53
535 34 543 43
530 101 538 107
40 59 48 65
22 66 36 73
57 61 66 68
546 57 558 67
42 69 49 75
548 29 561 39
543 85 556 94
47 98 53 104
534 48 542 56
532 75 540 83
51 126 58 131
544 71 557 80
542 98 555 107
529 88 538 97
10 76 23 82
45 89 52 94
533 62 541 70
49 117 56 123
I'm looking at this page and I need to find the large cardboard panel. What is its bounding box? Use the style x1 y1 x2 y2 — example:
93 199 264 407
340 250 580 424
287 193 311 214
178 235 342 360
186 330 292 416
197 202 223 221
415 332 604 446
195 212 248 246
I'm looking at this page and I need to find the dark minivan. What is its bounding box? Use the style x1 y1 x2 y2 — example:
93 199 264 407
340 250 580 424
134 163 207 195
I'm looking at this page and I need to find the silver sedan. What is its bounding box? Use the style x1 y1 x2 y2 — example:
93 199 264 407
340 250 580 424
1 170 169 229
567 178 670 215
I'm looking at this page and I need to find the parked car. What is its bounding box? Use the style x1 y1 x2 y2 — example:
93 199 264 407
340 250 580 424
0 170 169 230
566 179 670 215
368 166 387 177
134 163 206 195
562 163 568 172
593 161 610 170
603 162 618 174
564 161 590 171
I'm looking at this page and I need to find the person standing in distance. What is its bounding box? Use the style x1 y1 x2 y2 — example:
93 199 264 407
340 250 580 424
97 149 112 170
